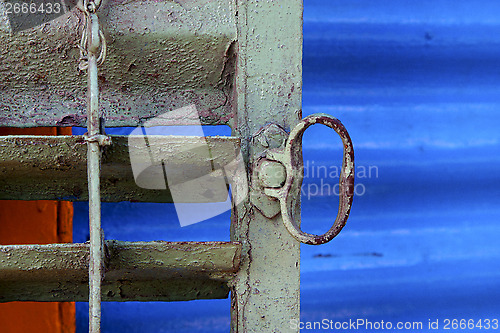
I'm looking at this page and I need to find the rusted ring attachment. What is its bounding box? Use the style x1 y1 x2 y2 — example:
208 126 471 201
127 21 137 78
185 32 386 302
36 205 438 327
264 113 355 245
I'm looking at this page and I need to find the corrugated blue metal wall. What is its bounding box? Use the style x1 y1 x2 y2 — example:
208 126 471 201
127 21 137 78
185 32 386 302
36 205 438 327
74 0 500 331
300 1 500 331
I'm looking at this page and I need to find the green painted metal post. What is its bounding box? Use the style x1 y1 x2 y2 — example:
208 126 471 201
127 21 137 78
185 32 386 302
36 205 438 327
231 1 303 332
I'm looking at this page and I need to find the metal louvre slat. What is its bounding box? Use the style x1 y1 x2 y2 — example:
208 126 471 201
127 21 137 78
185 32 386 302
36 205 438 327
0 241 241 302
0 135 240 202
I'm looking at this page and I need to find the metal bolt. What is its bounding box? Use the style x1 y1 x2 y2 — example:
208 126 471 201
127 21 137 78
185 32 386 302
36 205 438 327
258 160 286 188
251 123 287 158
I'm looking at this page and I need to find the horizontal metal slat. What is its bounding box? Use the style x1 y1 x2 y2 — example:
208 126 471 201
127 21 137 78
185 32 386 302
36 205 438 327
0 241 241 302
0 0 236 127
0 135 241 202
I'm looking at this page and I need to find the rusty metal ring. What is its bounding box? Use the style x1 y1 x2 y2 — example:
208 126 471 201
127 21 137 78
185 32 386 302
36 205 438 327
264 113 355 245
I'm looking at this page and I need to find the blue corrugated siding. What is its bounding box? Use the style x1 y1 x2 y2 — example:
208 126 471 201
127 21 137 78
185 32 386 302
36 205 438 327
74 0 500 331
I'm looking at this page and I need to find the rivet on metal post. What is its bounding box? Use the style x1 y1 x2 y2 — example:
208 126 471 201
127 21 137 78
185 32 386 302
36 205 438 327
78 1 107 332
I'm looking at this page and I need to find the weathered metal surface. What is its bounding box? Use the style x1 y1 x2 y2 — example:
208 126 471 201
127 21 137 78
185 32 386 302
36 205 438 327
231 1 303 332
0 0 236 127
82 7 106 332
264 113 355 245
0 241 241 302
250 124 288 219
0 135 240 202
257 160 286 188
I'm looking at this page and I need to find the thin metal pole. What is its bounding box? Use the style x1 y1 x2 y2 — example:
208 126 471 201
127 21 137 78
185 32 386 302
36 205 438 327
86 12 103 333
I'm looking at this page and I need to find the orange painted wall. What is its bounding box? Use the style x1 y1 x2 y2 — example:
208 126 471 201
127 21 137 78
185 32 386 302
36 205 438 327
0 127 75 333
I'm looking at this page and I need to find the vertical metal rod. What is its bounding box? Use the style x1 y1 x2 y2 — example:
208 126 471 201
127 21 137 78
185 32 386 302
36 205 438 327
87 12 102 333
